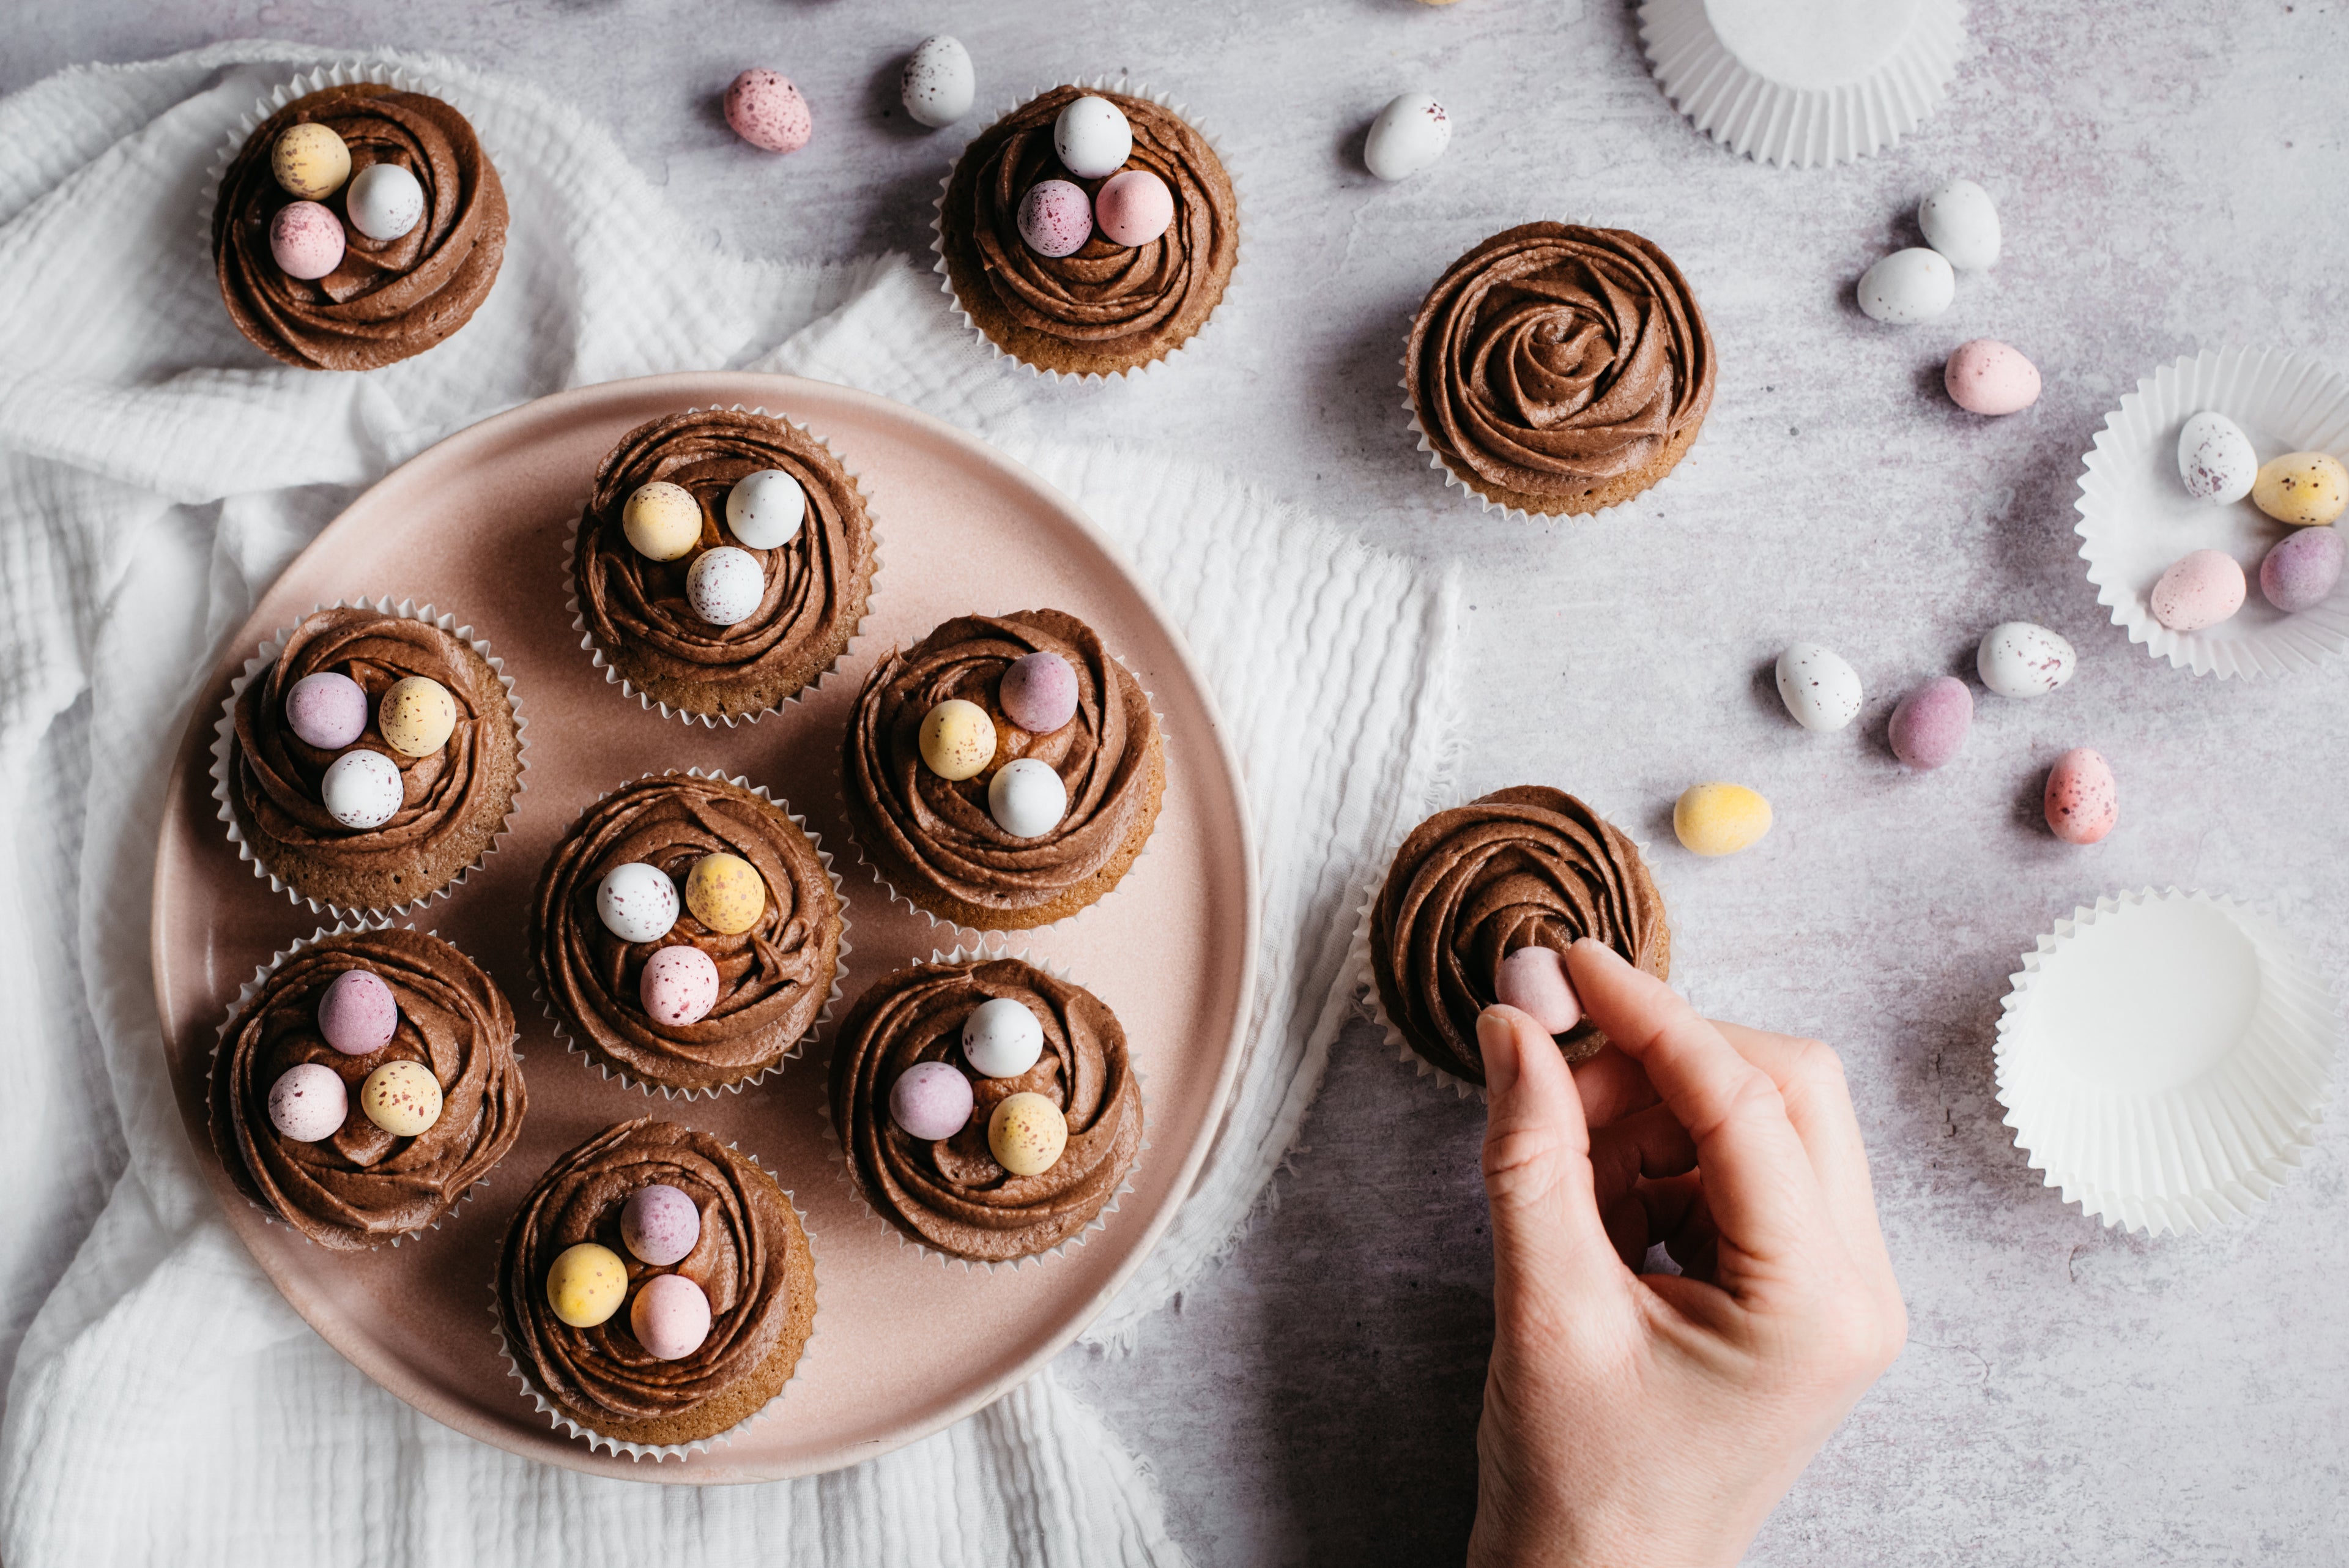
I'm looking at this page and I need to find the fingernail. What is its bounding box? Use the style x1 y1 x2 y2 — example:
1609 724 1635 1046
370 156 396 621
1478 1006 1523 1098
1569 937 1630 972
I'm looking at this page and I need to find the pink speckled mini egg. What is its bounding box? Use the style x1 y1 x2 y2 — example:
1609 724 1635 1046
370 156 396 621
1943 339 2041 416
1094 168 1174 248
1494 946 1580 1035
640 945 720 1027
269 199 346 280
2260 526 2345 613
999 650 1078 734
725 69 812 153
317 967 398 1057
2044 747 2118 845
1888 676 1973 769
285 671 368 750
1017 179 1093 258
629 1272 713 1361
2150 548 2246 632
620 1183 702 1267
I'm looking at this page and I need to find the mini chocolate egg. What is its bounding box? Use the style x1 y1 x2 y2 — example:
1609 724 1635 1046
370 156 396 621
2044 747 2118 845
546 1242 627 1328
2150 549 2246 631
963 996 1045 1079
1672 782 1773 857
685 852 765 935
1053 95 1132 179
987 757 1067 838
377 675 456 757
989 1091 1068 1176
900 35 974 129
623 481 702 561
359 1058 442 1137
321 749 403 831
640 945 721 1027
1887 677 1972 769
686 544 765 626
1975 622 2076 699
1018 179 1093 258
891 1060 976 1141
919 699 997 780
1917 178 2000 271
1856 248 1954 325
317 968 398 1057
725 468 805 550
1494 946 1580 1035
344 161 425 242
620 1183 701 1267
286 670 368 750
267 1061 347 1143
1943 340 2040 415
1774 642 1863 732
1000 650 1078 733
2252 451 2349 526
270 200 346 281
1095 168 1173 248
271 122 351 200
630 1273 712 1361
598 862 680 943
2262 526 2346 612
2176 411 2258 504
1364 91 1451 181
726 69 812 154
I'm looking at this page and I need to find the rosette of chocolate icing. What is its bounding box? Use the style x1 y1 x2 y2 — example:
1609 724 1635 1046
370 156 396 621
1407 223 1715 504
213 83 507 371
1371 786 1670 1083
532 774 842 1093
830 958 1144 1261
208 927 524 1249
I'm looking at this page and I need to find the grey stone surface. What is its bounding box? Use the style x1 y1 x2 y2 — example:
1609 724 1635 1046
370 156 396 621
10 1 2349 1562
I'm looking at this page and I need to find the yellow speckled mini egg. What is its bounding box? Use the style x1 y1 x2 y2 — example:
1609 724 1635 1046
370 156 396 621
545 1242 628 1328
358 1058 443 1136
987 1091 1067 1176
271 122 351 200
2252 451 2349 526
377 675 456 757
685 852 765 934
919 699 998 781
1672 782 1773 858
622 481 704 560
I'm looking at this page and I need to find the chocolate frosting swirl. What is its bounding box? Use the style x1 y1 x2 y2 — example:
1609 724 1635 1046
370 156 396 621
829 958 1144 1261
213 84 507 371
1408 223 1715 502
1371 787 1669 1083
531 775 842 1093
843 611 1160 921
499 1120 800 1428
208 927 524 1249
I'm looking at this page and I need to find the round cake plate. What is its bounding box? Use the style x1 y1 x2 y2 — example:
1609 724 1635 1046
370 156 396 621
151 371 1258 1482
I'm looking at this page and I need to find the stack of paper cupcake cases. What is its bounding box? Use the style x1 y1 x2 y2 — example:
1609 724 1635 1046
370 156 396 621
2075 346 2349 679
1995 888 2340 1236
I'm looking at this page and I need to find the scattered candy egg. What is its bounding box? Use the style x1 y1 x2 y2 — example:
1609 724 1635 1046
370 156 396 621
620 1183 702 1267
2150 548 2246 631
1887 677 1973 769
988 757 1067 838
344 161 425 242
2176 411 2258 504
271 122 351 200
285 671 368 750
597 861 681 944
989 1091 1068 1176
377 675 456 757
1053 95 1132 179
630 1273 712 1361
963 996 1046 1079
359 1058 442 1137
725 469 805 550
890 1059 974 1142
919 699 997 780
317 968 398 1057
321 749 403 831
1095 168 1174 248
686 544 766 626
1856 247 1954 325
546 1242 627 1328
1672 782 1774 857
1494 946 1581 1035
900 35 974 129
2251 451 2349 526
640 945 721 1027
1364 91 1451 181
269 200 346 281
1975 621 2076 699
2262 525 2346 612
1943 340 2041 415
685 852 765 935
1000 650 1078 734
267 1061 347 1143
623 481 702 561
2043 747 2118 845
726 69 812 153
1917 178 2000 271
1018 179 1093 258
1774 642 1863 732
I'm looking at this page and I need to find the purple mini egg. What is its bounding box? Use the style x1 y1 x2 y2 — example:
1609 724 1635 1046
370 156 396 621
630 1273 713 1361
1494 946 1581 1035
640 945 720 1027
1888 676 1973 769
286 671 369 751
2260 527 2345 613
267 1061 348 1143
1018 179 1093 258
621 1183 702 1267
317 967 398 1057
890 1059 974 1142
269 199 346 280
1000 650 1078 733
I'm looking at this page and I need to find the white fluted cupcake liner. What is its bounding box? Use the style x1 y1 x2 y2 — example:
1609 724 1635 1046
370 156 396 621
210 595 530 923
2075 347 2349 679
928 76 1249 384
534 767 850 1101
1995 888 2340 1237
565 405 883 728
1637 0 1966 168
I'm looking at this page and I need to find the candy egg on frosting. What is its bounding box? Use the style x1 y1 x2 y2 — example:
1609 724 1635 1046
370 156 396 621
2044 747 2118 845
270 201 346 281
2252 451 2349 526
344 161 425 242
286 670 368 750
1917 178 2000 271
2262 526 2345 612
271 122 351 200
1672 783 1773 856
321 749 403 830
1856 248 1954 324
1053 95 1132 179
1976 622 2076 699
546 1242 627 1328
1494 946 1580 1034
317 968 398 1057
267 1061 347 1143
686 544 765 626
2150 549 2246 631
919 699 996 780
1943 340 2040 416
359 1058 442 1137
1364 91 1451 181
2176 411 2258 504
620 1183 701 1267
1018 179 1093 258
1095 169 1173 248
685 852 765 935
630 1273 712 1361
900 35 974 128
1774 642 1863 732
890 1059 974 1141
1000 651 1078 734
1888 677 1972 768
640 945 721 1027
377 675 456 757
597 861 680 944
963 997 1045 1079
989 1091 1068 1176
726 69 812 154
725 469 805 550
988 757 1067 838
622 480 702 561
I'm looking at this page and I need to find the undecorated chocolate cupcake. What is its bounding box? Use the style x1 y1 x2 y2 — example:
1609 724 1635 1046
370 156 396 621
829 956 1144 1264
842 611 1163 931
208 926 525 1250
496 1118 817 1451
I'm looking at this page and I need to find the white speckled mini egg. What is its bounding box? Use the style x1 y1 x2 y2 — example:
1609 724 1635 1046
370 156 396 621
1774 642 1863 732
1857 248 1954 324
685 545 765 626
725 469 805 549
1364 91 1450 181
1917 178 2000 271
267 1062 347 1143
597 861 680 944
321 749 403 830
901 35 974 128
1976 622 2076 699
2176 411 2258 504
1053 95 1132 179
988 756 1067 838
963 996 1046 1079
345 162 425 242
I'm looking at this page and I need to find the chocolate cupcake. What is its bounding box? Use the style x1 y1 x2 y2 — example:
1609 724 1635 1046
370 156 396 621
1405 223 1715 517
1368 787 1670 1086
220 603 524 916
212 80 507 371
829 955 1144 1264
496 1119 817 1452
209 926 525 1250
571 409 877 723
842 611 1163 931
532 772 845 1096
935 84 1240 379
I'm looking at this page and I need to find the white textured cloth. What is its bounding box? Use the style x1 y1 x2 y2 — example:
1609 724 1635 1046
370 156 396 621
0 42 1458 1566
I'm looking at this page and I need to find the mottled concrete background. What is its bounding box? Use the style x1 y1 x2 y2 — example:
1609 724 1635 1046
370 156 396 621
10 1 2348 1562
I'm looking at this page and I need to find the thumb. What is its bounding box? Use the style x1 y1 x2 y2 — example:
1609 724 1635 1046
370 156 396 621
1479 1005 1625 1317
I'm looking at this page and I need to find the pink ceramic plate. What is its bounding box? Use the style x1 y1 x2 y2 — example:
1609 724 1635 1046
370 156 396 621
152 372 1258 1481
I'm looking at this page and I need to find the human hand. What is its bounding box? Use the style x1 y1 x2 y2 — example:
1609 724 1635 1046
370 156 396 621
1466 939 1906 1568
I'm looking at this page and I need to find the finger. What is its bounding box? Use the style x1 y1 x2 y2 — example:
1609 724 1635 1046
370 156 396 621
1588 1102 1697 1209
1569 1045 1658 1128
1710 1021 1894 1280
1477 1005 1625 1315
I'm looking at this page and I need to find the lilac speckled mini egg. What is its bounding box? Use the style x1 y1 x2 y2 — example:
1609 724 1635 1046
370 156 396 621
285 671 368 750
725 69 812 154
621 1183 702 1266
2260 526 2345 613
999 650 1078 733
269 199 346 280
1888 676 1973 769
630 1273 713 1361
1018 179 1093 258
317 968 398 1057
640 945 720 1027
890 1059 974 1142
267 1061 347 1143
